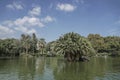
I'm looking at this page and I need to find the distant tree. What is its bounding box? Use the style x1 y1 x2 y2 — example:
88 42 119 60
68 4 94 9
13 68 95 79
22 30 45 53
104 36 120 56
87 34 106 53
88 34 120 56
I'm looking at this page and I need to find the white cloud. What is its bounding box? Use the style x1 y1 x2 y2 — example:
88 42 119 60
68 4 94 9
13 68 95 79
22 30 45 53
28 6 41 16
27 29 36 34
41 16 55 23
0 6 55 38
4 16 44 34
14 16 44 27
2 21 14 27
0 15 44 35
0 25 14 34
15 26 36 34
13 16 44 34
6 2 23 10
56 3 76 12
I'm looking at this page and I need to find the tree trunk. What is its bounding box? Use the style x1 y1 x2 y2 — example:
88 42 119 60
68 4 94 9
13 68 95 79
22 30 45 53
79 56 90 61
26 47 28 54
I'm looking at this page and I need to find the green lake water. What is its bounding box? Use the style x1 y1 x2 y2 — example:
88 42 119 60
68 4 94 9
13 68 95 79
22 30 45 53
0 57 120 80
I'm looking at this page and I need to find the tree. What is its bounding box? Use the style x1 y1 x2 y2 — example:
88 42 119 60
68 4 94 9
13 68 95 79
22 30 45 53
21 34 31 54
0 38 20 57
87 34 106 53
46 41 57 56
31 33 38 55
54 32 95 61
88 34 120 56
37 38 46 55
104 36 120 56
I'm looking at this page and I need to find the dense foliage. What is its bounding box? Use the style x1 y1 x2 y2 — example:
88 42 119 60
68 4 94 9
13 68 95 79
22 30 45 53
37 38 46 55
54 32 95 61
0 38 20 57
88 34 120 56
0 33 39 57
0 32 120 59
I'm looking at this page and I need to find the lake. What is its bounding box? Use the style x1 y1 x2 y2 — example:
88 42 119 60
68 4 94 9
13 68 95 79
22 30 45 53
0 57 120 80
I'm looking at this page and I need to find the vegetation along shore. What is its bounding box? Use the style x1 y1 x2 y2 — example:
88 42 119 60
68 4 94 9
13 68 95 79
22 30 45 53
0 32 120 61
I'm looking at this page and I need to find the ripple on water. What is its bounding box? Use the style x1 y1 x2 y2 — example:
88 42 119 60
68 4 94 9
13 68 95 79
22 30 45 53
95 72 120 80
0 72 18 80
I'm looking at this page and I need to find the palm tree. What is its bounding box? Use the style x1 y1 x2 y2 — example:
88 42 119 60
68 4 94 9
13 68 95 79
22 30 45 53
21 34 31 54
37 38 46 55
46 41 57 56
0 38 20 57
54 32 95 61
31 33 37 55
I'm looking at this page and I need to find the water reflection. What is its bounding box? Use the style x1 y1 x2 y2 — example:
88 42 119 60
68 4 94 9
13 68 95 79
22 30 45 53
0 57 120 80
18 57 36 80
53 57 120 80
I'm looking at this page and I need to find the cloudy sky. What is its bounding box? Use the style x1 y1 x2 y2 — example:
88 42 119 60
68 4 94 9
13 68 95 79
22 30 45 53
0 0 120 41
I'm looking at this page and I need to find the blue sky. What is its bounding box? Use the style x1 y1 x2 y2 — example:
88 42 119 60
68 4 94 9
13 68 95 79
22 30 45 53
0 0 120 42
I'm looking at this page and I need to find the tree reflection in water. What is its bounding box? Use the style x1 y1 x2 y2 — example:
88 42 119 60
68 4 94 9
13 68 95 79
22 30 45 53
0 57 120 80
